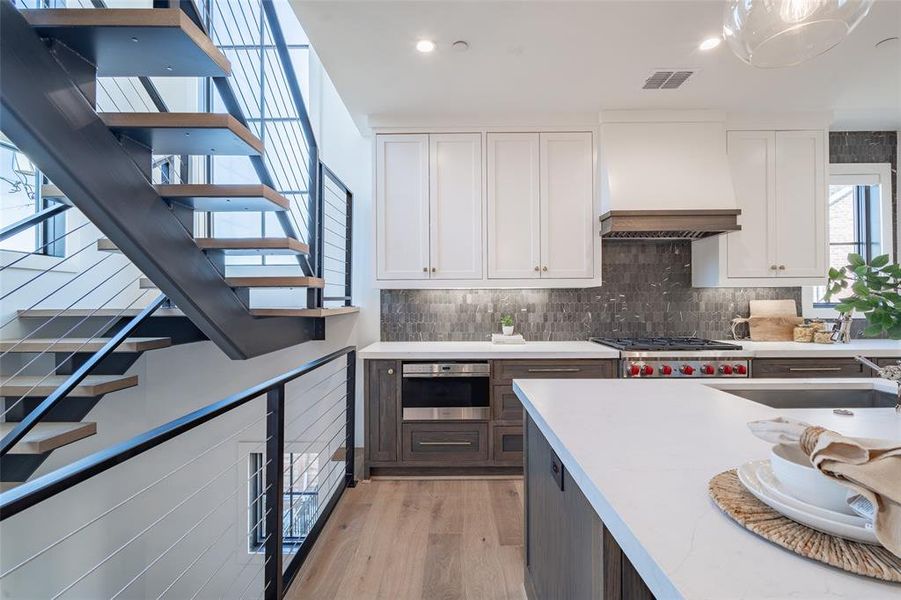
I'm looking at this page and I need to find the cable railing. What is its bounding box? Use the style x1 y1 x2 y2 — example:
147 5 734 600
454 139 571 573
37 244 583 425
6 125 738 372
319 164 353 308
0 346 356 600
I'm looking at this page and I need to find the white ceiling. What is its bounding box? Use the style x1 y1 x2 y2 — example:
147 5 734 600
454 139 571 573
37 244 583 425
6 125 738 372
291 0 901 131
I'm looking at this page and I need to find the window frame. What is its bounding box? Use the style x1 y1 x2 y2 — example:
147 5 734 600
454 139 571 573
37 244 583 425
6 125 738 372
802 163 894 318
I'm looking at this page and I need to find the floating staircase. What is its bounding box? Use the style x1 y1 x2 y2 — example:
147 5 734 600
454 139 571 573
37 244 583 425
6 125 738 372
1 2 357 361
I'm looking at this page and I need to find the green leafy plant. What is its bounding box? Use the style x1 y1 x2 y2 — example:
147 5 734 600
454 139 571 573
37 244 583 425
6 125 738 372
500 314 514 328
824 253 901 338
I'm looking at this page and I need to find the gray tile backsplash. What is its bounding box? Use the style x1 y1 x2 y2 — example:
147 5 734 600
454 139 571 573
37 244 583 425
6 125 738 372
381 241 803 341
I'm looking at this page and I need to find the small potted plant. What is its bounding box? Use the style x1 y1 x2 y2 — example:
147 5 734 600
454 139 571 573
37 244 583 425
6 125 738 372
823 253 901 342
500 314 514 336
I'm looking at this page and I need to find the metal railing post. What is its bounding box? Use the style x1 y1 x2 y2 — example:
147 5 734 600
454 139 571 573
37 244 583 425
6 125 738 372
345 351 356 487
344 186 353 307
264 384 285 600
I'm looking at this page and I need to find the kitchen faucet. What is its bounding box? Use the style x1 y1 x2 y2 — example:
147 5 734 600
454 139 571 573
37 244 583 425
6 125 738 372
855 356 901 413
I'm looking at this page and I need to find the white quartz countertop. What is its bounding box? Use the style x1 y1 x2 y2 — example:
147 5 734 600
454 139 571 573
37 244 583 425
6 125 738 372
514 378 901 600
357 341 620 360
358 339 900 360
724 339 901 358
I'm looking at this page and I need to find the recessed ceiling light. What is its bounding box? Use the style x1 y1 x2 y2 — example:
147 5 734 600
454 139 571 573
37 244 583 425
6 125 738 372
416 39 437 53
699 37 722 51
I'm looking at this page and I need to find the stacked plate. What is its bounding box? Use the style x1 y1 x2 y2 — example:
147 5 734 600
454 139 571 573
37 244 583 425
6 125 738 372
737 458 879 545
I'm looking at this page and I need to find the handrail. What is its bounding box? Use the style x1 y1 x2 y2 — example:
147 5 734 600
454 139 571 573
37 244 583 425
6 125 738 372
0 202 69 243
0 294 170 458
0 345 355 521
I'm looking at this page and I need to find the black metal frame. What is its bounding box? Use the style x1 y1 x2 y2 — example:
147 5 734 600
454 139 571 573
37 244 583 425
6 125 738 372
0 346 357 600
320 163 354 307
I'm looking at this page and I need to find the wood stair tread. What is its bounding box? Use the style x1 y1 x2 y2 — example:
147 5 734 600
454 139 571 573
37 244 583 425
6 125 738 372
17 307 184 318
195 237 310 256
0 375 138 397
224 276 324 288
249 307 359 317
0 421 97 454
0 337 171 353
156 184 290 211
22 8 230 77
99 112 263 156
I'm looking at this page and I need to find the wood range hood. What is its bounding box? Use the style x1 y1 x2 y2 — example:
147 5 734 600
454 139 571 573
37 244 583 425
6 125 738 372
599 209 741 240
599 111 741 241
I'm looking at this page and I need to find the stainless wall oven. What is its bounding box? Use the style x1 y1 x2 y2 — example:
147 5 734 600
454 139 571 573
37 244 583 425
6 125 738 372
401 362 490 421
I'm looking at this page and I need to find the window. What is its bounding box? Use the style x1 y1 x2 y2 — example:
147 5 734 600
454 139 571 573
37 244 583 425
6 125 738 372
803 163 895 317
0 142 66 257
248 452 320 552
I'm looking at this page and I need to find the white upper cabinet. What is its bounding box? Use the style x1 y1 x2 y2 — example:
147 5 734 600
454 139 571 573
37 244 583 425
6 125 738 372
773 130 826 277
429 134 483 280
376 134 429 280
693 128 827 287
726 131 776 278
376 130 597 288
540 132 594 279
487 133 541 279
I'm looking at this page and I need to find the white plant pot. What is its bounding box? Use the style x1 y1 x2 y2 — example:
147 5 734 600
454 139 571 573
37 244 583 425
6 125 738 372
502 325 514 336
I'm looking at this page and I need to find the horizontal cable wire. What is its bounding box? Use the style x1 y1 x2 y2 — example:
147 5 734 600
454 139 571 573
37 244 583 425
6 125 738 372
0 222 90 273
0 237 98 301
154 521 236 600
0 252 116 331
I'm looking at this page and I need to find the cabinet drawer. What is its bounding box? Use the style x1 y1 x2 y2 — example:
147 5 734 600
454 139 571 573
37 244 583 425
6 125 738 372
493 425 523 465
401 423 488 462
492 360 615 385
752 358 865 378
493 385 523 422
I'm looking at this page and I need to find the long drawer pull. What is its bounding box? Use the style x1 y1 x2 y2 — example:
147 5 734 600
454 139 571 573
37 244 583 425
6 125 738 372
787 367 844 372
418 441 473 447
526 368 581 373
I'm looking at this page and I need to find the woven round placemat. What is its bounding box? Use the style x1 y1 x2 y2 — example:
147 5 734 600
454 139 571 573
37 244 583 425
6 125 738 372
708 470 901 583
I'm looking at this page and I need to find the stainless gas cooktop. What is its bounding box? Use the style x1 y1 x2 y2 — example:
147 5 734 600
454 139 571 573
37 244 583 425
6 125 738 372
589 337 751 378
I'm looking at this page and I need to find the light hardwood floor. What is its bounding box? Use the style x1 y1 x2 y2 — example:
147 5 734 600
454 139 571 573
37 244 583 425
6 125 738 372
286 479 527 600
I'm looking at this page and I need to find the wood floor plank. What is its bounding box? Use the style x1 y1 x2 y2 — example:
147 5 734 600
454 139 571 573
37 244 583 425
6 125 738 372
491 480 524 547
287 479 526 600
421 533 464 600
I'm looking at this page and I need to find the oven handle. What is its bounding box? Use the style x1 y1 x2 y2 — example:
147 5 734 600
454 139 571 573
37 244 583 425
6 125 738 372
402 373 489 379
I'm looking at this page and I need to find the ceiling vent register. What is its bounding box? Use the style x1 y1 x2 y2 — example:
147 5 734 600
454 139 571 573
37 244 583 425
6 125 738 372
642 70 696 90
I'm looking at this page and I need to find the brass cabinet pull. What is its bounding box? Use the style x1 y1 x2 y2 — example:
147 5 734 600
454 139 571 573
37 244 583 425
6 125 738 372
422 267 428 272
419 441 472 446
778 265 786 270
534 266 540 271
527 367 581 373
542 266 548 272
788 367 843 372
770 265 778 270
431 267 437 273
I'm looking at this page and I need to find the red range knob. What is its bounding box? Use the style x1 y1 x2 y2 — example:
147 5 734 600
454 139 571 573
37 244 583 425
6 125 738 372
735 364 748 375
642 365 654 376
629 364 641 377
681 365 695 375
720 364 734 375
661 365 673 376
701 364 715 375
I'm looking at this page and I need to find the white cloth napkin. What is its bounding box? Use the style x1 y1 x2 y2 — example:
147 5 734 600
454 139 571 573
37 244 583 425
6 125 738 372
748 417 901 557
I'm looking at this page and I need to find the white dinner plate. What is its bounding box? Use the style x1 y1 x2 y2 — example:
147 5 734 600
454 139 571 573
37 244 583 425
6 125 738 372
754 461 867 527
736 461 879 545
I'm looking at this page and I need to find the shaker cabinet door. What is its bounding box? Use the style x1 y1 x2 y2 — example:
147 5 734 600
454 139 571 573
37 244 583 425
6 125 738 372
487 133 541 279
429 133 483 279
774 130 826 278
539 132 594 279
726 131 776 278
376 134 430 280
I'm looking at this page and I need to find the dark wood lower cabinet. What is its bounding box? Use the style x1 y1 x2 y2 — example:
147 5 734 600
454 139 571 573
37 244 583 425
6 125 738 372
401 422 489 463
524 415 655 600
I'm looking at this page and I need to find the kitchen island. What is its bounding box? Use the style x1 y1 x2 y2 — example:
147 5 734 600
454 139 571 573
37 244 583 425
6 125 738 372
514 378 901 599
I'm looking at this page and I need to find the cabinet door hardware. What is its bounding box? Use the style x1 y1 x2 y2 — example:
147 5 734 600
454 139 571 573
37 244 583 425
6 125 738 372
770 265 778 270
534 266 540 271
419 440 472 446
528 367 581 373
387 368 394 375
778 265 786 270
542 266 548 272
788 367 843 372
431 267 437 273
422 267 428 272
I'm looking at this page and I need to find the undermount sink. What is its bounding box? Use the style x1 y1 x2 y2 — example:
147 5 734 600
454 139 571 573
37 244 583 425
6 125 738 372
724 388 896 410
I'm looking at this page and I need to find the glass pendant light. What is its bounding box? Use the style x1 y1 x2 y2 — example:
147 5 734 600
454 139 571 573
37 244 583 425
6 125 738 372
723 0 875 68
